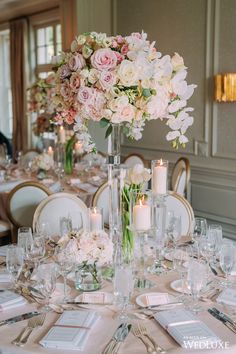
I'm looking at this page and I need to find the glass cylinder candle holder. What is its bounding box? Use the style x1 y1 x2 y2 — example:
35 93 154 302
88 207 103 233
152 159 168 196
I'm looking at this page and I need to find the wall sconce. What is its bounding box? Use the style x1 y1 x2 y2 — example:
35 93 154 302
215 73 236 102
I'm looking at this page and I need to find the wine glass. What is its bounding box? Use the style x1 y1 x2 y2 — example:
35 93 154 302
26 234 45 269
219 243 236 287
172 244 192 301
59 216 72 237
167 214 182 246
6 245 24 286
209 224 222 265
192 217 207 258
113 263 134 321
37 264 57 312
55 248 74 302
199 234 215 278
187 260 207 313
17 227 33 257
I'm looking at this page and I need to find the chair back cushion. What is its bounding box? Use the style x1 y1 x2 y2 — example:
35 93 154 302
33 193 88 237
7 182 50 227
124 154 144 168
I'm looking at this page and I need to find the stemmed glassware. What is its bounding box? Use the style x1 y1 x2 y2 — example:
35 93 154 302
172 244 192 301
187 260 207 313
199 233 215 277
209 224 222 265
17 227 33 257
166 212 182 246
26 234 45 269
219 243 236 287
6 245 24 286
113 261 134 321
37 264 57 312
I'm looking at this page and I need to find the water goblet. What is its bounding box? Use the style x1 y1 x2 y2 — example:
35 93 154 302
187 260 207 313
113 263 134 322
37 264 57 312
219 243 236 287
26 234 45 269
209 224 222 265
6 245 24 286
172 244 192 301
167 214 182 246
199 234 215 278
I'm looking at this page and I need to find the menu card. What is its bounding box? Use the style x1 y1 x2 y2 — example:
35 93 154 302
145 293 170 306
0 290 26 311
155 309 220 348
40 310 99 350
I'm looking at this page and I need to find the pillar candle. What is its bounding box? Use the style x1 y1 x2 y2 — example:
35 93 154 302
75 142 83 155
47 146 54 162
152 159 167 195
133 199 151 231
90 210 102 231
59 126 66 144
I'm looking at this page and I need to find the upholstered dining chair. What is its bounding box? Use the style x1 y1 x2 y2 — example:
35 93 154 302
123 153 145 168
92 182 109 228
6 181 51 234
171 157 190 198
20 149 40 168
33 193 88 237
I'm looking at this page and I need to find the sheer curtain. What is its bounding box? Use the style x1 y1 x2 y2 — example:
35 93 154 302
10 18 29 158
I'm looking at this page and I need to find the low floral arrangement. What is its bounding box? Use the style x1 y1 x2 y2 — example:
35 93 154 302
57 229 113 266
32 152 54 172
52 31 196 152
122 164 152 258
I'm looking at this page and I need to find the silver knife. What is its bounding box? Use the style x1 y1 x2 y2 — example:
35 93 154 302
142 301 183 309
211 307 236 326
102 323 131 354
0 311 40 326
66 301 112 305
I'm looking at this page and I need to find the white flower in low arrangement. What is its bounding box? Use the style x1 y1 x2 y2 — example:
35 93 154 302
32 152 54 172
57 229 113 267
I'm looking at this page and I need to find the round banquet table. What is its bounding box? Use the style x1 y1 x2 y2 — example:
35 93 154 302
0 266 236 354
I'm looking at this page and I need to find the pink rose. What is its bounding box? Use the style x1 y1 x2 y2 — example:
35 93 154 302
114 52 124 64
119 104 135 122
131 32 142 39
60 81 71 101
121 44 129 55
68 53 86 71
116 35 124 44
77 87 93 105
70 73 81 92
111 40 118 48
91 48 117 71
92 90 106 110
99 71 116 90
59 64 71 79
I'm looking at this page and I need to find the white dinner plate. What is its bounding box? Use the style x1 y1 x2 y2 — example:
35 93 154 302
74 292 113 308
170 279 191 294
135 292 176 307
166 192 194 236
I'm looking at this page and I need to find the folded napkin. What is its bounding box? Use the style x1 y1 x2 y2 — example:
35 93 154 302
70 178 81 185
49 181 62 193
216 288 236 306
0 290 27 311
155 309 220 348
40 310 99 350
0 270 11 283
77 183 97 194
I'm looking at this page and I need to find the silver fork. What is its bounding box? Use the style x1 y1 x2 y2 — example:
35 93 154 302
132 325 156 354
13 314 46 346
138 323 166 353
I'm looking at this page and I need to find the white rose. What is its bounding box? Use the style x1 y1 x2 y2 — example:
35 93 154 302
117 60 139 86
108 95 129 112
88 68 99 84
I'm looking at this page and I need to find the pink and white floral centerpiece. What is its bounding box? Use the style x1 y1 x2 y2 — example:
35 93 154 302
52 31 196 152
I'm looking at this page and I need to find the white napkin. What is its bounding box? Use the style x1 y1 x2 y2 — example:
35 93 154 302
77 183 97 194
40 310 99 350
0 270 11 283
0 290 27 311
49 181 62 192
216 288 236 306
155 309 219 348
70 178 81 185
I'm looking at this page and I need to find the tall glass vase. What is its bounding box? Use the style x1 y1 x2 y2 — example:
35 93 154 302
64 135 75 175
107 124 122 237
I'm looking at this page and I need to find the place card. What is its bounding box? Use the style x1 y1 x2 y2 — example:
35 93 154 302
40 310 99 350
145 293 170 306
155 309 220 348
81 292 106 304
0 290 26 311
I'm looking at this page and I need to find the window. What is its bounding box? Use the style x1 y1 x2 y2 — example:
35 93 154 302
34 22 61 77
0 29 12 139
